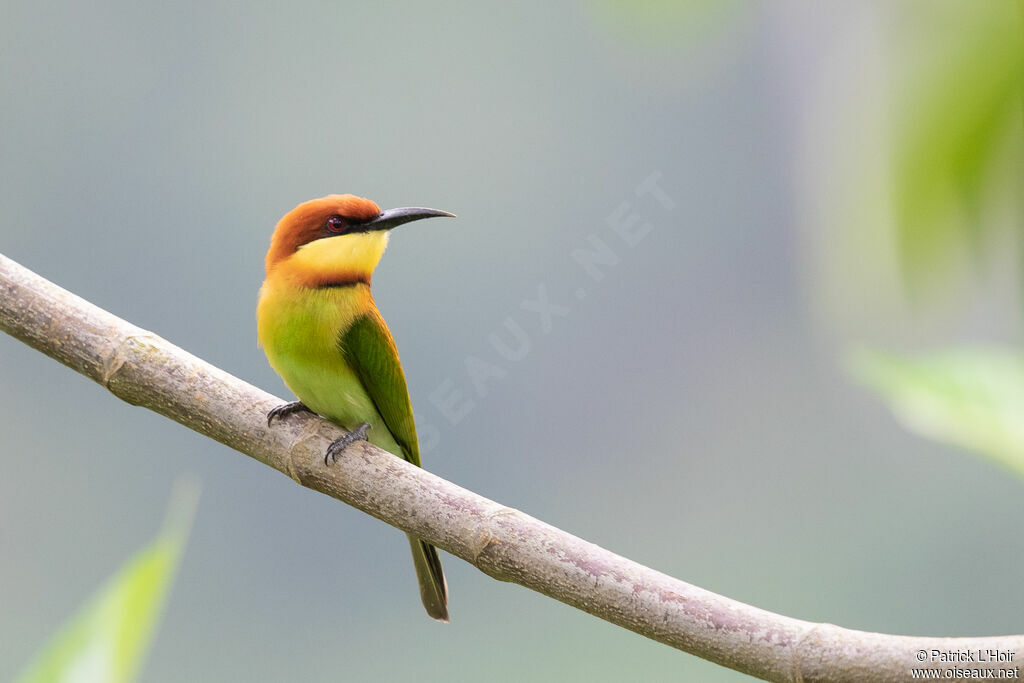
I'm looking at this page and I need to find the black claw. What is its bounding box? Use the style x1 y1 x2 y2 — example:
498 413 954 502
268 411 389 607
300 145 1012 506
267 401 309 426
324 423 371 466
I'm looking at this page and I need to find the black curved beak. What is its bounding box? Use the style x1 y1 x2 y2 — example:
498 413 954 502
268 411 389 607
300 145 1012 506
357 207 456 233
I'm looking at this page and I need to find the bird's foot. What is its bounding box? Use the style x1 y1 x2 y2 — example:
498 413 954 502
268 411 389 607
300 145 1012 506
267 401 311 426
325 423 371 465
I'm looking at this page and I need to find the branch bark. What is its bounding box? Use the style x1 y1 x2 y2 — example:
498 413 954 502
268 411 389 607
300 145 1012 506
0 251 1019 682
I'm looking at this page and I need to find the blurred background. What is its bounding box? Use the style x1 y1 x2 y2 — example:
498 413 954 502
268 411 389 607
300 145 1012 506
2 1 1022 681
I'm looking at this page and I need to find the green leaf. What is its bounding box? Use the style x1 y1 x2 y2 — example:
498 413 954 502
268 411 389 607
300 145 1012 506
890 1 1024 293
16 480 199 683
850 348 1024 478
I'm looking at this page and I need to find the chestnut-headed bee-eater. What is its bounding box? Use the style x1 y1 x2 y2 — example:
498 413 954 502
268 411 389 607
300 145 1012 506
257 194 453 621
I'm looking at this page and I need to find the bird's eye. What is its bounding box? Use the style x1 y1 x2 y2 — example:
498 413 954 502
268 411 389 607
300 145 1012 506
326 215 346 233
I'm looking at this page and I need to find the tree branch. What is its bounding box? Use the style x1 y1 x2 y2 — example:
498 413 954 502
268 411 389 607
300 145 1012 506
0 251 1019 682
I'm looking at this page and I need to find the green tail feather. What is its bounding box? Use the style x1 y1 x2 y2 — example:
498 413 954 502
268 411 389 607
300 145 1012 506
408 534 448 622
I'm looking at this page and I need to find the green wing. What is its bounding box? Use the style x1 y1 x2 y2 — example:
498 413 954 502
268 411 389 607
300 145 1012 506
339 313 448 622
339 310 421 467
340 310 449 621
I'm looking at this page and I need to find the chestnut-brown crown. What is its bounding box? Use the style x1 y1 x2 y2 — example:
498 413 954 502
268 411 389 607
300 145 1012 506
265 194 381 272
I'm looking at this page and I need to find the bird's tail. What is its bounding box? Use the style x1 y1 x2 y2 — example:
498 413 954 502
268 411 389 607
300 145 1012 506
407 534 449 622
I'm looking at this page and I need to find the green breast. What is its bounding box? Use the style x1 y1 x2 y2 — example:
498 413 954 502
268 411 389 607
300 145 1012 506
258 284 404 456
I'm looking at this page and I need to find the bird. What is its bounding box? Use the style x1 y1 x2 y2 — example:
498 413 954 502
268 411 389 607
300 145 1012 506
257 194 453 621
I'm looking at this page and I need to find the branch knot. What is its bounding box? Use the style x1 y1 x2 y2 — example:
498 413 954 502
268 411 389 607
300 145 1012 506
100 329 159 389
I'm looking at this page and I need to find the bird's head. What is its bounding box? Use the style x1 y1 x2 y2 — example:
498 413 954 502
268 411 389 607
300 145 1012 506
265 194 454 287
